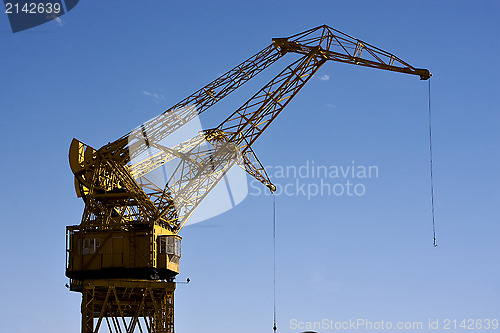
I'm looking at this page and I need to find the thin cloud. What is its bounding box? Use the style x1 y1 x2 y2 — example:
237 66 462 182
318 74 330 81
143 90 165 101
326 104 336 109
55 17 63 27
307 270 339 294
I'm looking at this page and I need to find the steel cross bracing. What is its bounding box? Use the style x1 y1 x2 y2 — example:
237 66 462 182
273 25 430 79
70 24 430 233
81 280 175 333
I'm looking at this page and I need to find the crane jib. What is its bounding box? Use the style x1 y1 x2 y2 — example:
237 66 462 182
65 25 431 332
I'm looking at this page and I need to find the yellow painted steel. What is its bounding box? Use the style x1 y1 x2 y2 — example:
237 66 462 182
80 279 175 333
66 225 180 277
66 25 430 333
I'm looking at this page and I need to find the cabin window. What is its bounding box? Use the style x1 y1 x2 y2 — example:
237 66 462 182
82 238 100 255
158 236 181 263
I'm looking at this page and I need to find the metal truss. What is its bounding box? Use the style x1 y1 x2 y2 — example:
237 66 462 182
67 25 430 333
81 280 175 333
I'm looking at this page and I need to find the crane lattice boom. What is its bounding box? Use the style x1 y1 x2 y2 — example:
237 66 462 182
65 25 430 333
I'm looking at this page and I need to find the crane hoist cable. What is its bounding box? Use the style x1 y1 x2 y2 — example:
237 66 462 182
273 193 277 333
428 78 437 247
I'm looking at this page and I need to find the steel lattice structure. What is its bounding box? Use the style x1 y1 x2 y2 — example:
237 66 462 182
80 280 175 333
66 25 430 333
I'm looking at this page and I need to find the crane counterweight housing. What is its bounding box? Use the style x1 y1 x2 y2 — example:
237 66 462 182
65 25 430 333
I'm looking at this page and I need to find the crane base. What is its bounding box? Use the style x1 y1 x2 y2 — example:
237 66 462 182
78 279 175 333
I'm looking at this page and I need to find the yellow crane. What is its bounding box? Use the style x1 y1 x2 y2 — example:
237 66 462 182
65 25 431 333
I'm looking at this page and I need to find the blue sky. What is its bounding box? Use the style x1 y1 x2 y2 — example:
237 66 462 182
0 1 499 332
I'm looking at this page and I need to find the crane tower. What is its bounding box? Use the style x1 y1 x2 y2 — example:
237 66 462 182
65 25 431 333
